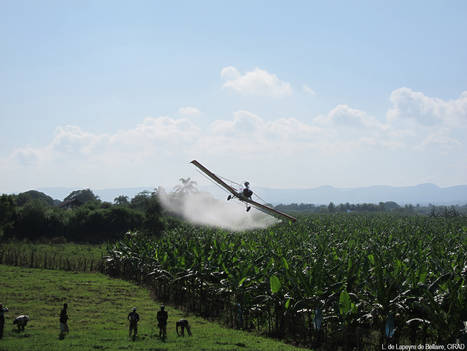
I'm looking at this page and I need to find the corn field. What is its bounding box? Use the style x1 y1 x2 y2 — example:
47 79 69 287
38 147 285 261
104 214 467 349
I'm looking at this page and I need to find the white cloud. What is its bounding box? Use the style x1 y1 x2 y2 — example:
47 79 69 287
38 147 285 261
416 128 462 151
11 147 42 166
385 88 467 149
10 117 201 167
314 104 384 130
209 110 322 145
178 106 201 116
267 116 322 141
8 91 465 173
51 126 105 156
221 66 292 97
210 110 263 136
220 66 240 81
3 87 467 191
303 84 316 95
128 117 199 141
388 87 467 127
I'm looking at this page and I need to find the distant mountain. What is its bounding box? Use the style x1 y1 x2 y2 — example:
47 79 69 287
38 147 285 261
30 183 467 205
253 183 467 205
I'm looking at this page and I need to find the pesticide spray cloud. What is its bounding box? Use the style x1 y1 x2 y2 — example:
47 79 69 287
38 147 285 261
158 179 279 231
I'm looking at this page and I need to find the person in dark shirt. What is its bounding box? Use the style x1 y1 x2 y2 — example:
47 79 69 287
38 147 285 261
0 304 8 339
59 303 69 340
242 182 253 212
128 307 139 341
242 182 253 199
156 305 168 341
176 319 192 337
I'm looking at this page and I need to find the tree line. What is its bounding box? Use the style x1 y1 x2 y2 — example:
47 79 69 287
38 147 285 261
0 189 165 243
275 201 467 216
1 188 465 243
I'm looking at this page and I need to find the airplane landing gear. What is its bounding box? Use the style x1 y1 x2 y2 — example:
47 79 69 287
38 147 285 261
246 206 251 212
227 195 232 201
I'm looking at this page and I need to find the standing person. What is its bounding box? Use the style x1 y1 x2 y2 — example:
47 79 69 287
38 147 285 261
156 305 168 341
59 303 69 340
0 304 8 339
128 307 139 341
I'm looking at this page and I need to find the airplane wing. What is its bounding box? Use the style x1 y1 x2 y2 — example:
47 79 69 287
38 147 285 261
190 160 239 196
191 159 297 223
242 198 297 223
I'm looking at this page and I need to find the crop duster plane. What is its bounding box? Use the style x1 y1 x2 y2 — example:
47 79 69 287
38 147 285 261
190 160 297 223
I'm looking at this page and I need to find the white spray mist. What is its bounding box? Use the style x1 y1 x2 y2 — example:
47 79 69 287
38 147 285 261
157 178 279 231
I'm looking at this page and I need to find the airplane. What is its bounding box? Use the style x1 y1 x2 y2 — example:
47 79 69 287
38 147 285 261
190 160 297 223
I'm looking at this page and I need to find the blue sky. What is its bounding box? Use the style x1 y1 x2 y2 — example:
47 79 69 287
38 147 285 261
1 1 467 193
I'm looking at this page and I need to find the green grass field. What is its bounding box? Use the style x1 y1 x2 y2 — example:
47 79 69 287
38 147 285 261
0 265 306 351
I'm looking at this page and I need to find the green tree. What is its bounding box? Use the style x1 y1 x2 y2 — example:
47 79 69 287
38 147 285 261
0 194 16 238
66 205 145 243
13 200 48 240
45 208 66 239
16 190 57 207
130 191 152 211
114 195 130 206
141 193 165 237
63 189 99 208
107 207 144 238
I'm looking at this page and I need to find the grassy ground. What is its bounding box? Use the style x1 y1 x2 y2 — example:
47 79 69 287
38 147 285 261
0 265 307 351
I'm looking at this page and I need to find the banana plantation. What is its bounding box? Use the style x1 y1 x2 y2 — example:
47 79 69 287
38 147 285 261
105 214 467 349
